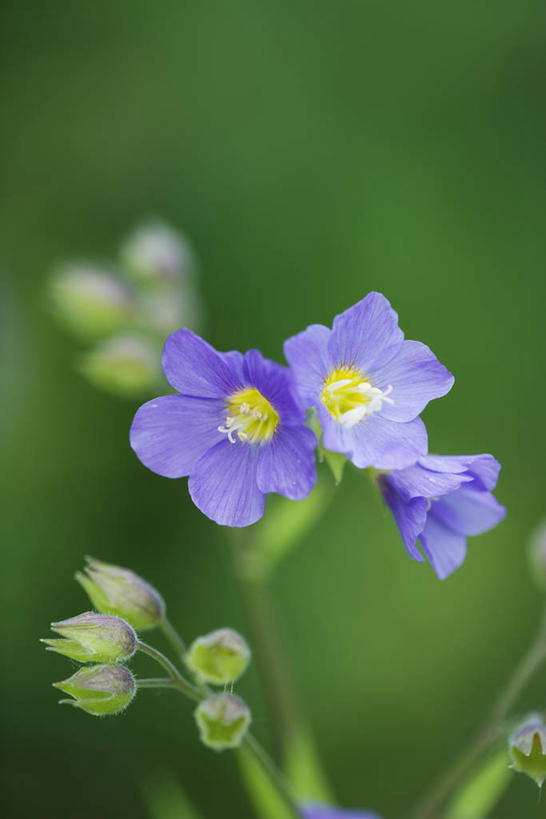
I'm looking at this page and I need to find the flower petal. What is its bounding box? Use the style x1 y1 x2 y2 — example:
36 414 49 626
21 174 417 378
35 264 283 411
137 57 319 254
130 395 224 478
188 440 265 527
419 515 467 579
379 476 427 562
283 324 332 406
322 412 427 470
301 804 381 819
369 340 454 422
162 329 242 398
419 454 501 491
243 349 305 425
256 426 317 500
328 292 404 372
431 487 506 536
387 462 473 502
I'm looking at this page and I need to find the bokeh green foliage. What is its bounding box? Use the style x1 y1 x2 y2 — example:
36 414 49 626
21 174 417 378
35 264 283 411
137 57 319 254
1 1 545 817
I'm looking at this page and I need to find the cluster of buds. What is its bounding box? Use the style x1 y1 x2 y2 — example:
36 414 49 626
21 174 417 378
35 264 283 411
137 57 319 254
48 221 203 398
43 557 252 749
43 557 164 715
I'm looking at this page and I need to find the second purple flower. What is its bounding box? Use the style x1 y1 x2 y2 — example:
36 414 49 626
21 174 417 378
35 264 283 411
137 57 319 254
130 330 317 527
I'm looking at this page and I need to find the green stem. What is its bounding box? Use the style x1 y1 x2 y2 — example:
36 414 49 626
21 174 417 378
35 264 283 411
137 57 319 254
136 652 303 817
242 733 303 819
160 617 187 658
228 529 304 757
412 604 546 819
137 640 202 701
137 678 176 688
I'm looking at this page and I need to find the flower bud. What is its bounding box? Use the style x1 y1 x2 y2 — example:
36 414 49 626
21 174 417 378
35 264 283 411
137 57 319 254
195 694 251 751
54 664 136 716
120 222 195 284
529 521 546 591
76 556 165 631
78 334 160 398
186 628 250 685
41 612 137 663
509 714 546 787
49 265 132 339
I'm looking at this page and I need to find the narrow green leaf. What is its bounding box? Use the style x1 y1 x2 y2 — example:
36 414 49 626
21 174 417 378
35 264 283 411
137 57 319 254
446 747 512 819
284 725 334 804
237 746 295 819
140 770 205 819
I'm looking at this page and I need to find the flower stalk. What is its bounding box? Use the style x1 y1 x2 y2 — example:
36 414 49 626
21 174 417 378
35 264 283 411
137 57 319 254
412 603 546 819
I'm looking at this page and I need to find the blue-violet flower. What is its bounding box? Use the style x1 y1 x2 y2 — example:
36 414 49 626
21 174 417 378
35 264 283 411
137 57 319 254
378 454 506 578
130 330 317 526
301 806 380 819
284 292 454 469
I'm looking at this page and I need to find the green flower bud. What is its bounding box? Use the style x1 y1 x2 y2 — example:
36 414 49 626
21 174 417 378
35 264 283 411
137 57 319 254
509 715 546 787
76 556 165 631
49 265 133 340
195 694 251 751
54 664 136 716
529 521 546 591
78 334 160 398
186 628 250 685
120 222 195 284
41 612 137 663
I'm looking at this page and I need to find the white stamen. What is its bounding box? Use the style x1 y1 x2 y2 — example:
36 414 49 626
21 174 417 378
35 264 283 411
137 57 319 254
217 423 244 444
338 406 368 427
326 378 353 392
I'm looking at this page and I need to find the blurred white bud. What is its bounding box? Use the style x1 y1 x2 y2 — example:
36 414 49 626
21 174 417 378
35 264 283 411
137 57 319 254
49 264 133 339
120 222 195 284
78 334 161 398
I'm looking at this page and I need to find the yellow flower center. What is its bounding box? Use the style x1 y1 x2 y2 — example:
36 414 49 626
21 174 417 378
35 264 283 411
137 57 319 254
218 388 279 444
321 365 394 427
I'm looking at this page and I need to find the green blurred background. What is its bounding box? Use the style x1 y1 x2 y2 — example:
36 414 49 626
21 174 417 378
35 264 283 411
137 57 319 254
1 2 545 817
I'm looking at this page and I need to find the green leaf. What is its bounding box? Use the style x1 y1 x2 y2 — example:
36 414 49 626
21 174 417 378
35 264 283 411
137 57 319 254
446 747 512 819
284 725 334 803
236 745 295 819
251 479 331 577
140 770 205 819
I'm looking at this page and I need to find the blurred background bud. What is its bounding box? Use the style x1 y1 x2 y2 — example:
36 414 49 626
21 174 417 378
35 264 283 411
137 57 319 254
78 334 161 398
49 264 133 340
529 521 546 591
76 556 165 630
42 612 137 663
509 714 546 787
53 664 136 716
194 694 251 751
186 628 250 685
120 222 195 284
136 286 203 336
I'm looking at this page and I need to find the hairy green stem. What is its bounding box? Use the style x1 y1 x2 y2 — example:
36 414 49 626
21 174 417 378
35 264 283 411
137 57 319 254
137 677 176 688
412 604 546 819
160 617 187 658
137 641 202 701
136 660 302 817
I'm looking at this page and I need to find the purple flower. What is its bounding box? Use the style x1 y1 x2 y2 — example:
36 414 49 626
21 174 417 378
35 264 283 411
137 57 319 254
378 454 506 579
130 330 317 527
284 292 454 470
301 805 380 819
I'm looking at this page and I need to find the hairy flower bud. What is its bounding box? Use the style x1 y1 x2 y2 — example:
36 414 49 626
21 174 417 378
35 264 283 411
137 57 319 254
54 664 136 716
49 264 132 339
509 715 546 787
529 521 546 591
78 334 160 398
76 556 165 631
186 628 250 685
195 694 251 751
120 222 195 283
42 612 137 663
